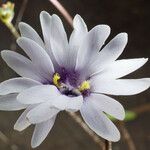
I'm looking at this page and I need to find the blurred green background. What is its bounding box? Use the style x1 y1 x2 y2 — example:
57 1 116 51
0 0 149 149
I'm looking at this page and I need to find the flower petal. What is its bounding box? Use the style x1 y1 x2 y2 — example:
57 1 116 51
1 50 43 82
19 22 45 48
75 25 110 71
27 103 59 124
0 77 41 95
52 95 83 111
68 15 87 69
17 85 60 104
86 93 125 120
49 14 69 67
31 116 56 148
0 94 27 111
14 106 34 131
17 37 54 80
89 33 128 76
91 78 150 95
80 100 120 141
98 58 148 79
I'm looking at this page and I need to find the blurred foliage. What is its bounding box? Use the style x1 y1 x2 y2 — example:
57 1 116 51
108 111 137 122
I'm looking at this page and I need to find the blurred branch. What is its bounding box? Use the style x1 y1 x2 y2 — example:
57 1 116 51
118 122 136 150
67 112 105 150
49 0 73 27
0 130 19 150
15 0 28 29
105 140 112 150
11 0 28 50
133 103 150 115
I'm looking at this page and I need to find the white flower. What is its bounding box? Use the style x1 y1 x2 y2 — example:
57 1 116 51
0 11 149 148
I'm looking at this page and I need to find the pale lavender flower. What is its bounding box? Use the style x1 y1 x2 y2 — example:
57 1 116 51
0 11 149 148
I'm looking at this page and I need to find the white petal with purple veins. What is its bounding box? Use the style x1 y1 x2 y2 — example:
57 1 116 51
17 37 54 80
89 33 128 76
19 22 45 48
49 14 69 67
0 94 27 111
68 15 87 69
91 78 150 95
27 103 59 124
76 25 110 71
80 100 120 141
98 58 148 79
86 93 125 120
0 77 41 95
17 85 60 104
52 95 83 111
14 106 34 131
31 116 56 148
1 50 43 81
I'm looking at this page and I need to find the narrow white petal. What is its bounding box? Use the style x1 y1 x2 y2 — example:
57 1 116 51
86 93 125 120
27 103 59 124
17 37 54 80
17 85 60 104
68 15 87 69
40 12 52 54
49 14 68 66
40 11 60 69
80 100 120 141
52 95 83 111
0 77 41 95
75 25 110 71
1 50 43 82
31 116 56 148
89 33 128 76
14 106 34 131
0 94 27 111
91 78 150 95
98 58 148 79
19 22 45 48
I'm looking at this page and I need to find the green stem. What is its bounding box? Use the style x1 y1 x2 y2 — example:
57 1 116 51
5 22 20 39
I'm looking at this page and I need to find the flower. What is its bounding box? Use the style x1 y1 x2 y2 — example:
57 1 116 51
0 11 149 148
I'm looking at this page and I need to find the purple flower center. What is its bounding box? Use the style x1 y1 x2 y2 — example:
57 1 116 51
51 68 91 97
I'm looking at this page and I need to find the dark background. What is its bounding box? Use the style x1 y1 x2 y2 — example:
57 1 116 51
0 0 149 150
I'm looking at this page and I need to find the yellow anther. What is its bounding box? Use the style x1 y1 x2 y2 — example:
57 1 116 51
53 73 61 87
79 81 90 92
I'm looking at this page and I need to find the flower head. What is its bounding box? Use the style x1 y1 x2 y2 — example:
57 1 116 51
0 11 149 148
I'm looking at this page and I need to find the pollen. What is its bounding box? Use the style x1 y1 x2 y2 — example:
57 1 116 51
79 81 90 92
53 73 61 87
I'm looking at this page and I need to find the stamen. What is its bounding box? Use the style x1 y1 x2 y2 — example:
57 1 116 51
53 73 61 87
79 81 90 92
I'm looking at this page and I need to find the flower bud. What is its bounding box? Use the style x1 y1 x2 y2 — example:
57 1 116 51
0 1 14 24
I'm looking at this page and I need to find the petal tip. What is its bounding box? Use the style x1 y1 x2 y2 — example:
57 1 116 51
1 50 10 59
74 14 82 20
119 32 128 40
40 10 49 16
144 58 149 62
14 124 21 132
106 130 121 142
31 141 39 149
18 22 26 27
